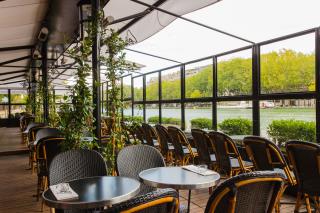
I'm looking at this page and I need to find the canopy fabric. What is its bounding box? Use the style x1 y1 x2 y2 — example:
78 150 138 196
0 0 49 87
103 0 220 43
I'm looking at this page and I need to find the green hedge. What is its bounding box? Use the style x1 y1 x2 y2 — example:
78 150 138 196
191 118 212 129
123 116 143 123
267 119 316 146
218 118 252 135
147 116 181 125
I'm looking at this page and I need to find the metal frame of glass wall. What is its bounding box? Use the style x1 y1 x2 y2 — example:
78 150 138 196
113 27 320 143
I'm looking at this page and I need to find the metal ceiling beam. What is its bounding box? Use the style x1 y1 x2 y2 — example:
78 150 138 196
0 65 78 70
130 0 255 44
105 11 150 27
125 48 182 64
0 55 30 66
0 69 27 76
118 0 168 34
0 45 34 52
0 80 25 85
0 74 26 81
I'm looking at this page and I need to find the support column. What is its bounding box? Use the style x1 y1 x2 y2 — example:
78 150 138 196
315 28 320 143
42 42 49 123
92 0 101 142
31 60 36 115
252 45 260 135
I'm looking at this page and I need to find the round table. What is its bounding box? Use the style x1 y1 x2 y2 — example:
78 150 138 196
139 167 220 212
43 176 140 211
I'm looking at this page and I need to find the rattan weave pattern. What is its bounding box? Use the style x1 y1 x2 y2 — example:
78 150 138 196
49 149 107 185
205 171 285 213
117 145 165 195
103 188 178 213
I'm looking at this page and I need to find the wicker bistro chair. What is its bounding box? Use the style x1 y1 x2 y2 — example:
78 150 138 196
286 141 320 213
167 126 198 166
207 131 253 177
22 122 43 145
204 171 286 213
243 136 296 186
48 149 107 213
117 145 166 195
191 129 217 170
35 129 63 199
142 123 160 147
155 124 175 164
103 188 179 213
49 149 107 185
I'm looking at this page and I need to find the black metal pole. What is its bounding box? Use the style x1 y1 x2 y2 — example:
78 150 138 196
212 56 218 130
92 0 101 143
315 28 320 143
252 45 260 135
42 41 49 123
31 60 36 115
8 89 11 120
181 65 185 130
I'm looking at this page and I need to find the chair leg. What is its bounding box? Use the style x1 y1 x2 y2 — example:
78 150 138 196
294 192 302 213
305 194 312 213
275 202 280 213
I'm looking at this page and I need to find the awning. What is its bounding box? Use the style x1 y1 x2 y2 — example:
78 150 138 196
103 0 220 43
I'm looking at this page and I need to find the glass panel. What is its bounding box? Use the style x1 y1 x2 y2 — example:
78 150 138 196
162 103 181 127
0 90 8 104
161 67 181 100
260 99 316 145
122 76 132 99
0 105 9 119
146 104 159 124
261 33 315 94
133 77 143 101
55 89 70 103
217 101 252 135
146 72 159 101
185 59 213 98
123 101 132 117
11 90 27 104
185 102 212 131
133 104 143 119
11 105 26 118
217 49 252 96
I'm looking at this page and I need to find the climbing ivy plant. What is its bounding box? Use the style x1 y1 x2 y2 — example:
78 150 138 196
57 18 96 151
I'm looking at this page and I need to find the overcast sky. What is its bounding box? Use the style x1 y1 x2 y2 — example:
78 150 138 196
124 0 319 80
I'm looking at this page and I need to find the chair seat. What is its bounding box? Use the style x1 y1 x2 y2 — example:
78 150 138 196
183 147 197 154
152 139 159 147
168 145 174 150
273 168 295 182
231 158 253 168
210 154 216 162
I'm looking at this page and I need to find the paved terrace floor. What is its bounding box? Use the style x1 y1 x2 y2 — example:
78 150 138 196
0 128 302 212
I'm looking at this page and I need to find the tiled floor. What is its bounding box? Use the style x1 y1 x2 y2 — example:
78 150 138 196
0 127 27 154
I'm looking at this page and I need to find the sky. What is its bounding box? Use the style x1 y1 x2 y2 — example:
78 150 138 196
123 0 320 81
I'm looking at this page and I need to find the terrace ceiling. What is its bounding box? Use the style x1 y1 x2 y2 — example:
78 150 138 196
0 0 49 88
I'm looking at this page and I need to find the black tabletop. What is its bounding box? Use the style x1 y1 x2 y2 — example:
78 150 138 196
139 167 220 190
43 176 140 210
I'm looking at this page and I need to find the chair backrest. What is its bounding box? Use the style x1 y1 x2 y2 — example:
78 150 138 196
117 145 165 194
207 131 245 176
39 137 64 171
205 171 285 213
243 136 295 185
167 126 185 160
191 129 211 164
35 128 61 143
104 188 179 213
134 125 145 143
142 123 158 147
49 149 107 185
155 124 170 155
286 141 320 192
28 125 47 143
